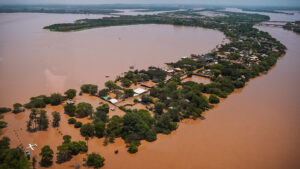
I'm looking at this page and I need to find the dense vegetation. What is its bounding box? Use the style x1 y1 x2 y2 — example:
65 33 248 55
283 21 300 33
86 153 105 168
40 145 54 167
0 137 31 169
27 109 49 131
56 136 88 163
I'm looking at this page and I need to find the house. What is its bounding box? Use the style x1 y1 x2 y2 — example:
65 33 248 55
134 88 147 96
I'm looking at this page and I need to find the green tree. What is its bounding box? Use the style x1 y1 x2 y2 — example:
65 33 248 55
105 81 120 90
63 135 72 144
127 142 138 154
98 88 110 97
94 121 105 138
68 118 76 124
124 89 134 98
94 104 109 123
74 122 82 128
56 144 72 163
80 84 98 95
86 153 105 168
155 113 177 134
13 103 23 113
154 102 165 115
209 94 220 104
106 115 123 139
40 145 53 167
0 107 11 113
52 111 61 127
49 93 64 106
64 103 76 117
0 147 31 169
120 78 132 87
37 110 49 130
64 89 77 99
0 121 7 128
75 102 93 118
80 123 95 137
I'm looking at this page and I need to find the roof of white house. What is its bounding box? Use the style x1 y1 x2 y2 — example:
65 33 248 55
134 88 147 95
109 99 118 104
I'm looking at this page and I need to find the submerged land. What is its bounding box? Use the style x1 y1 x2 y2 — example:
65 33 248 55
1 5 299 169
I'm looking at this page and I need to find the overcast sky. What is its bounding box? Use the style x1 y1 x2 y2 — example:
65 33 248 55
0 0 299 7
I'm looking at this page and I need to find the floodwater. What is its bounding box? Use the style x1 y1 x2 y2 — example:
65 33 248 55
0 13 225 107
1 11 300 169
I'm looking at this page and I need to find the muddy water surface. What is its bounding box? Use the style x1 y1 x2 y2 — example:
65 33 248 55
1 11 300 169
0 13 224 107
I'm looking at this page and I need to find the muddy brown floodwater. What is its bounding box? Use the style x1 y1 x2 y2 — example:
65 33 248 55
0 13 225 107
1 11 300 169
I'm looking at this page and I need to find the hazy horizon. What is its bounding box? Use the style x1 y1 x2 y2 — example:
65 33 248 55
0 0 299 7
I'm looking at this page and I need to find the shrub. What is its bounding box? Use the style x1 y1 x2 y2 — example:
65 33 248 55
80 84 98 95
64 103 76 117
209 94 220 104
40 145 53 167
0 107 11 113
74 122 82 128
49 93 64 106
127 142 138 154
64 89 77 99
80 123 95 137
75 102 93 118
68 118 76 124
86 153 105 168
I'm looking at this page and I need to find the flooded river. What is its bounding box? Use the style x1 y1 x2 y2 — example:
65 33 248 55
1 10 300 169
0 13 224 107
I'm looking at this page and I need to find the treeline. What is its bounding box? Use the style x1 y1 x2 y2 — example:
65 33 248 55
283 21 300 33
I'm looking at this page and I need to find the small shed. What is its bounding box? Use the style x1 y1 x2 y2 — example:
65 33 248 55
109 99 118 104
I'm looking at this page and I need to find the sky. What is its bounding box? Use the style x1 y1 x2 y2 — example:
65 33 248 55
0 0 299 7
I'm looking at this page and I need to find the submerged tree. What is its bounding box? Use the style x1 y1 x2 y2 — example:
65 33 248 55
64 103 76 117
52 111 61 127
75 102 93 118
64 89 77 99
86 153 105 168
27 109 49 131
40 145 54 167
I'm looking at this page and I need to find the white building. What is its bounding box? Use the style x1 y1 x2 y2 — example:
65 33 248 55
134 88 147 97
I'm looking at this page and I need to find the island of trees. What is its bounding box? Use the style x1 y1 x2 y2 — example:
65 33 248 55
283 21 300 33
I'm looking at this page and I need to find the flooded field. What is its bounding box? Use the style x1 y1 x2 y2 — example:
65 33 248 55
0 13 225 107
